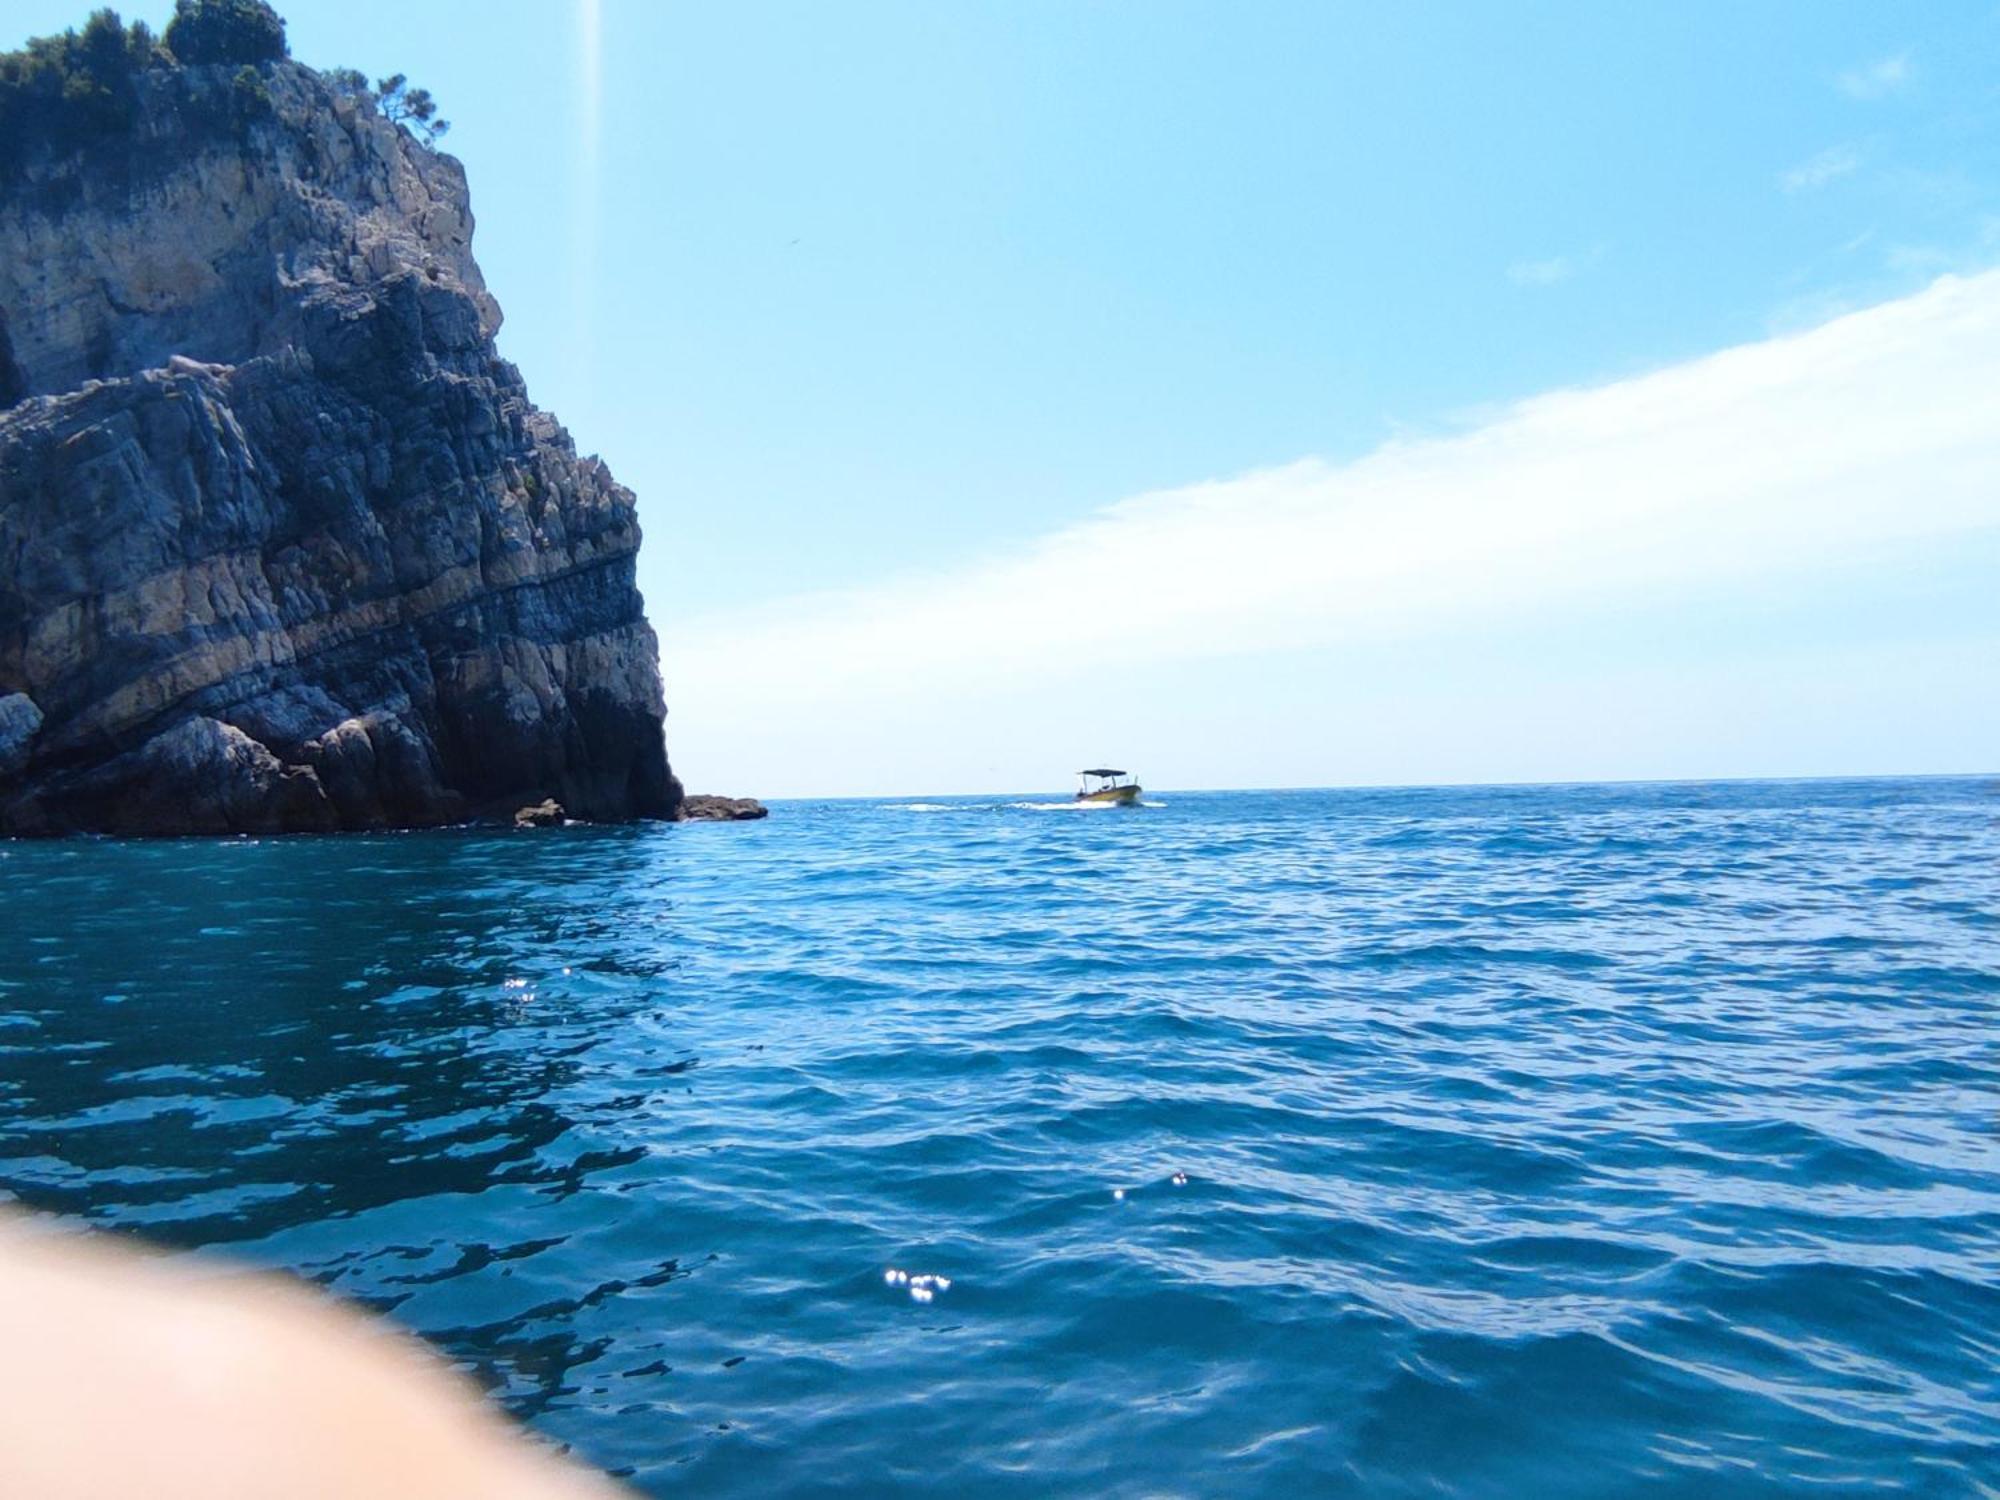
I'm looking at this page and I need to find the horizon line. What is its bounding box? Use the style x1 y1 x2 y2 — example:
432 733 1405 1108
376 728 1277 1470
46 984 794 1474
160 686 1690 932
736 768 2000 804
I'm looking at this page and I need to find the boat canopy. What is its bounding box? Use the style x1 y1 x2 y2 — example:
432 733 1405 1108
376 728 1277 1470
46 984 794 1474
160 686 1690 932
1078 768 1126 778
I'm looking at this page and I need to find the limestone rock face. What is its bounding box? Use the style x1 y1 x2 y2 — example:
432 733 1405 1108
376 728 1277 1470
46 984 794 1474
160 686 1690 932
0 59 681 834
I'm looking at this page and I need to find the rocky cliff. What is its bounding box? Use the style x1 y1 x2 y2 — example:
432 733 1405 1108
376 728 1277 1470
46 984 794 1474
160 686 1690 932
0 18 682 833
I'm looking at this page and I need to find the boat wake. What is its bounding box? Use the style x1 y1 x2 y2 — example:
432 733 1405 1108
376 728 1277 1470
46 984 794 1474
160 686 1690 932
879 799 1165 813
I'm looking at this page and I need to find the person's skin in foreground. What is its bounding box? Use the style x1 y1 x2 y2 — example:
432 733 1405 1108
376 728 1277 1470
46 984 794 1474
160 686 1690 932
0 1212 627 1500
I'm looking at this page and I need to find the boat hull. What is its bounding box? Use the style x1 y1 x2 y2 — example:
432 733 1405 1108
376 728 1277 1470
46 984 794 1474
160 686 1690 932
1076 785 1142 805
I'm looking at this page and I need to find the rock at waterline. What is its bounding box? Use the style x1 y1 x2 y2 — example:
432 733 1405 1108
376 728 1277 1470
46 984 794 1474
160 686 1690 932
679 795 769 822
514 799 566 829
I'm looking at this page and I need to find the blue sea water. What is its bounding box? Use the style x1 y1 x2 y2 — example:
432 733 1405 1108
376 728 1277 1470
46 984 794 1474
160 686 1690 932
2 777 1998 1497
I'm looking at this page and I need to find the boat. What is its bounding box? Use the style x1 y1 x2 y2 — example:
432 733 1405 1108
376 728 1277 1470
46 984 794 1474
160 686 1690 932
1075 768 1142 805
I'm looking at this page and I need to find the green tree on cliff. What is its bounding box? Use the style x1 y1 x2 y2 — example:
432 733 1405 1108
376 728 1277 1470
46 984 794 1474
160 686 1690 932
375 71 450 146
162 0 287 67
0 9 162 174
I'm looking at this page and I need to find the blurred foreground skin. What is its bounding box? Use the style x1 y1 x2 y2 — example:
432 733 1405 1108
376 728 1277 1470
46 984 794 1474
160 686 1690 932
0 1213 627 1500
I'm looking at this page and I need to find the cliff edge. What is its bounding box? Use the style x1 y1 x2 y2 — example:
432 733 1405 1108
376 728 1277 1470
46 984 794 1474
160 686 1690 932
0 5 683 834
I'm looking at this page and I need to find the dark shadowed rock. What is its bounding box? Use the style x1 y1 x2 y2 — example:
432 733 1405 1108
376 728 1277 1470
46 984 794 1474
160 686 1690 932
0 48 682 834
0 692 46 778
679 795 768 822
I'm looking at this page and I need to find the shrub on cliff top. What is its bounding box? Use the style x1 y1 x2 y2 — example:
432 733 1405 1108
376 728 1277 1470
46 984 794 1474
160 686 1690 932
163 0 288 67
0 9 162 174
231 62 273 116
321 68 452 150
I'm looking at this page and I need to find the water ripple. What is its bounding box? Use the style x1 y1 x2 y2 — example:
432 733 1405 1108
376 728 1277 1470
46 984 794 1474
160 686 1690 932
2 777 1998 1496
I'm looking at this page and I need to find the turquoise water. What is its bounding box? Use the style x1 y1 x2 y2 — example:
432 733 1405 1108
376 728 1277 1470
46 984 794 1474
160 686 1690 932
2 778 1997 1496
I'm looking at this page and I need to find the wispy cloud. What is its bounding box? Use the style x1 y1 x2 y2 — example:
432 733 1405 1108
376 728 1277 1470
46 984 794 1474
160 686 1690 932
1506 244 1604 287
1884 215 2000 276
1837 51 1912 100
1887 243 1960 275
665 272 2000 785
1781 144 1864 193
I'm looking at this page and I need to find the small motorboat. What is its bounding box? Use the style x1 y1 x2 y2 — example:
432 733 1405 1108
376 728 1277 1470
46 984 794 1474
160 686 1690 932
1075 768 1142 805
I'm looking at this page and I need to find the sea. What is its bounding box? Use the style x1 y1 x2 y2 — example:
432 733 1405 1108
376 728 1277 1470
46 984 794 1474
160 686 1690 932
1 777 1996 1497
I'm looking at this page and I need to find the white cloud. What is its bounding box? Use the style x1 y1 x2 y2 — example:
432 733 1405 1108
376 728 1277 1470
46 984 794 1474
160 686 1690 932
662 272 2000 793
1837 51 1912 100
1780 144 1863 193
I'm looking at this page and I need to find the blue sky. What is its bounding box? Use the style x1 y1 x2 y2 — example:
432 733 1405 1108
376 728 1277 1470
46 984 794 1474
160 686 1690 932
10 2 2000 794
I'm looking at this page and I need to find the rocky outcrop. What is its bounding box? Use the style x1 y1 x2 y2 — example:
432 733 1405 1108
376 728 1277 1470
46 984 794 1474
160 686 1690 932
678 795 769 822
513 798 564 829
0 692 41 777
0 41 681 833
